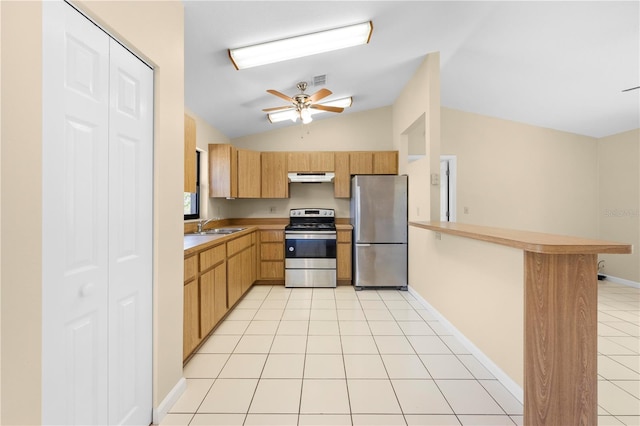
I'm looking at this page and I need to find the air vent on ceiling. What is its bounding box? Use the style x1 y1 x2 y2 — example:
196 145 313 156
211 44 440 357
313 74 326 86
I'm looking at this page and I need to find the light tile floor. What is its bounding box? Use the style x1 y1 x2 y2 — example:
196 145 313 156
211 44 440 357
162 280 639 426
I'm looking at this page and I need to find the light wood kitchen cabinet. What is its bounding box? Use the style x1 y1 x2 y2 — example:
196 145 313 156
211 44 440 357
287 151 334 172
183 276 200 361
208 144 237 198
337 229 352 282
200 262 226 337
261 152 288 198
334 152 351 198
258 230 284 281
184 114 197 193
349 152 373 174
226 233 256 307
237 149 261 198
373 151 398 174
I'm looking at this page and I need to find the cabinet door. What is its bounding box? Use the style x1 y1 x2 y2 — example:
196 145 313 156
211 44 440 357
209 144 237 198
287 152 310 171
350 152 373 174
373 151 398 174
337 230 352 281
238 149 261 198
261 152 288 198
334 152 351 198
183 280 200 360
184 114 197 193
201 262 227 336
227 253 244 307
310 152 335 172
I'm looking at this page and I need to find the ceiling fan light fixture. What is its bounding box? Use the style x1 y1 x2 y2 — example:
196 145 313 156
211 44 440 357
267 97 353 123
229 21 373 70
300 108 313 124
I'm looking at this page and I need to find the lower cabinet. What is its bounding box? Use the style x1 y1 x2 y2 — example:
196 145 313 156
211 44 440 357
183 230 257 361
337 229 352 283
258 230 284 281
183 278 200 360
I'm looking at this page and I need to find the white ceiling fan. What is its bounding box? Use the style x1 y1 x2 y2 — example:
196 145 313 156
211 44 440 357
262 82 346 124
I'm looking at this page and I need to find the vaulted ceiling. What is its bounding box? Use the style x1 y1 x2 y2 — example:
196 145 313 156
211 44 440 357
184 1 639 139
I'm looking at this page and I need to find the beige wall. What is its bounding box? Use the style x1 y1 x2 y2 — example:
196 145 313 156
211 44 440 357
441 107 600 238
598 129 640 282
0 1 185 424
393 53 440 223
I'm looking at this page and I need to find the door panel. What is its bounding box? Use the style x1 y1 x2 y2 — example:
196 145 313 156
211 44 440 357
108 39 153 426
354 244 407 288
352 175 407 243
43 2 110 424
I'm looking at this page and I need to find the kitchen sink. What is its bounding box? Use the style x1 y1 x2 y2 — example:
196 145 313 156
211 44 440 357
189 227 246 236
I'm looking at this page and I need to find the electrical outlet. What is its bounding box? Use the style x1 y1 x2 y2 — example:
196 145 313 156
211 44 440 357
435 232 442 240
464 206 469 214
269 206 277 213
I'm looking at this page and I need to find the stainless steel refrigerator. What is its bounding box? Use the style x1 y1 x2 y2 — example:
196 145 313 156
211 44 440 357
351 175 408 290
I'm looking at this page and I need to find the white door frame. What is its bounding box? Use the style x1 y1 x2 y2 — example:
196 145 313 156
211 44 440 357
440 155 457 222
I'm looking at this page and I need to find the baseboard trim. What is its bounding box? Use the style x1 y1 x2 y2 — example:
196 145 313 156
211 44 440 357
407 286 524 403
153 377 186 425
602 275 640 289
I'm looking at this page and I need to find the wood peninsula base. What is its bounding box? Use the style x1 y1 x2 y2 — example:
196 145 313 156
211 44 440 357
410 221 631 426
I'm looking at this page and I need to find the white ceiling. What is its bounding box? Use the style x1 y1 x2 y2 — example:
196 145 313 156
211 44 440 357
184 1 639 140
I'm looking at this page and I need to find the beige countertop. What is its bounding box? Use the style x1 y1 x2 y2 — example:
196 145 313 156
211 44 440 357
410 221 632 254
184 223 353 254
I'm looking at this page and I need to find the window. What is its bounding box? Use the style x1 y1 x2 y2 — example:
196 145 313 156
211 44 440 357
184 150 200 220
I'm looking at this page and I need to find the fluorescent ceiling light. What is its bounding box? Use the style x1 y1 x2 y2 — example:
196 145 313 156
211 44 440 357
268 97 353 123
229 21 373 70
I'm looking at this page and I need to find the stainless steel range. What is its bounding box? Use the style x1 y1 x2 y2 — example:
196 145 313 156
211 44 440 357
284 208 337 288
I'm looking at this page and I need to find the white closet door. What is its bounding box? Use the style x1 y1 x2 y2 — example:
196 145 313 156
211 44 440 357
42 2 110 424
43 2 153 425
107 39 153 426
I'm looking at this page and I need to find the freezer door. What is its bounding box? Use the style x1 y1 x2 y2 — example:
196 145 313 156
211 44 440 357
352 175 407 243
354 243 407 288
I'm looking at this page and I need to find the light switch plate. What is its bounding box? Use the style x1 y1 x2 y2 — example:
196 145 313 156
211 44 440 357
431 173 440 185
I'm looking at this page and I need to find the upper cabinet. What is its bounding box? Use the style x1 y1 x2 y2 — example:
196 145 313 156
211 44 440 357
373 151 398 175
261 152 289 198
208 144 238 198
237 149 261 198
208 145 398 199
287 151 335 172
334 152 351 198
184 114 197 193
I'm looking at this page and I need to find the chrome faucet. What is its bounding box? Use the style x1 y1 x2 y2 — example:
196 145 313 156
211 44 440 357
197 218 214 233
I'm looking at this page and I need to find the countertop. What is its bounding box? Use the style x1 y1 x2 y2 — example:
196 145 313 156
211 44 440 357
184 223 353 254
410 221 632 254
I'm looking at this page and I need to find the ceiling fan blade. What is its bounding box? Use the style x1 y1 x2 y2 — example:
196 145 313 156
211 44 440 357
262 105 294 112
308 88 332 103
310 104 344 113
266 89 294 103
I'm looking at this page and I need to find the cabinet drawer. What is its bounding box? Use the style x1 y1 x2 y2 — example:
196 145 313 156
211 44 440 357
227 234 252 257
200 244 225 271
260 230 284 242
261 243 283 261
337 230 352 243
184 255 198 282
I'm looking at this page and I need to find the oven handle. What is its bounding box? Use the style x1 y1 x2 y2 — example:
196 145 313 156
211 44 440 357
285 233 337 240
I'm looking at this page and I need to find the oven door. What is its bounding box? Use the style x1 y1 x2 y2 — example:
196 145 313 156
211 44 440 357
285 232 337 259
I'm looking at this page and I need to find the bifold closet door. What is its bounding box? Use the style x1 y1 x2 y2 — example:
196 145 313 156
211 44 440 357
42 2 153 425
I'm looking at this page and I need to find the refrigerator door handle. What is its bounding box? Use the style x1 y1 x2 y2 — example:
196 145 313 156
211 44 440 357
354 184 361 241
358 243 371 247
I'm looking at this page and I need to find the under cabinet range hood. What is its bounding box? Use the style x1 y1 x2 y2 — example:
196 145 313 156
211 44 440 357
288 172 335 183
